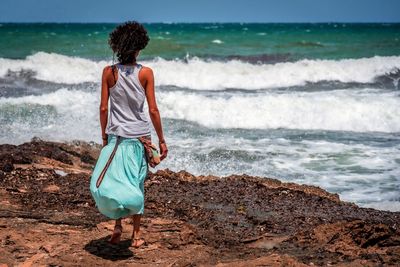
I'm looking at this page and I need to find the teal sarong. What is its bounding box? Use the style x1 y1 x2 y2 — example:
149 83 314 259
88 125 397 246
90 134 148 219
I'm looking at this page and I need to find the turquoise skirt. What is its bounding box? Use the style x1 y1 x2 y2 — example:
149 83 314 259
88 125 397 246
89 134 148 219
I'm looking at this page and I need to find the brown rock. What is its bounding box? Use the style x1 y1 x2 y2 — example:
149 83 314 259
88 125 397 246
20 253 47 267
0 139 398 266
42 184 60 193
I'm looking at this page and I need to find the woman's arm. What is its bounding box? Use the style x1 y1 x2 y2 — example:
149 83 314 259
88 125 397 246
99 66 112 146
140 67 168 160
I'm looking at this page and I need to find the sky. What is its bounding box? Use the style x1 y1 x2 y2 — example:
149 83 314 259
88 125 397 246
1 0 399 23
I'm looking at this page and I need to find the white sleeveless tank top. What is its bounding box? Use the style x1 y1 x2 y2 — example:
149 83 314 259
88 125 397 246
105 63 151 138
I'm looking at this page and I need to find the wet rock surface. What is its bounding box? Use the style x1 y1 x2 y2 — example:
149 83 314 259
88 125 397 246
0 138 399 266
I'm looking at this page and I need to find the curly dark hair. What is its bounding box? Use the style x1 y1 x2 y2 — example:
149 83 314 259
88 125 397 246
108 21 150 64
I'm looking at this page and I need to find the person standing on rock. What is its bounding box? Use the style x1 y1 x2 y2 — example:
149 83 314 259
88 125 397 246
90 21 168 248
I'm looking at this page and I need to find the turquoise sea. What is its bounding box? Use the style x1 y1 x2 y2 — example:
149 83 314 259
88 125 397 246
1 23 400 60
0 23 399 211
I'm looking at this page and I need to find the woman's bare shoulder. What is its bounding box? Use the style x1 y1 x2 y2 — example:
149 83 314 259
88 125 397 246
138 65 154 85
102 65 115 76
140 65 154 76
102 65 118 87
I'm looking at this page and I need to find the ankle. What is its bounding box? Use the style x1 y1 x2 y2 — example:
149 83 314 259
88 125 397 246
132 231 140 238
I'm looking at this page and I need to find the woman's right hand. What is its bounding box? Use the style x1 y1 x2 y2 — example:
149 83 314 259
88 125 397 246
102 138 108 147
159 141 168 160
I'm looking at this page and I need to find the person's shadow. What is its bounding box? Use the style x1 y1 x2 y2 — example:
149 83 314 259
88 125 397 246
84 235 135 261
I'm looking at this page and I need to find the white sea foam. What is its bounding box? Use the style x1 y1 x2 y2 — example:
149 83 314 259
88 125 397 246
1 87 399 133
0 88 100 143
211 39 223 44
158 89 400 133
151 56 400 90
0 87 97 113
0 52 107 84
359 201 400 212
1 52 400 89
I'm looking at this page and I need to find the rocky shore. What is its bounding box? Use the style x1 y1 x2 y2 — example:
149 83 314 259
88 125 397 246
0 138 399 266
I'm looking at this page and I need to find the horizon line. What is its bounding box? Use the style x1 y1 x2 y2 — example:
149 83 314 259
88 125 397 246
1 21 400 24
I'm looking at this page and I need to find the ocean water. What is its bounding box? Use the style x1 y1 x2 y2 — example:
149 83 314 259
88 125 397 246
0 23 399 212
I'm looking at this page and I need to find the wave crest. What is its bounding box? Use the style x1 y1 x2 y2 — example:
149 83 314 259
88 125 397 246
158 90 400 133
1 88 399 133
0 52 400 89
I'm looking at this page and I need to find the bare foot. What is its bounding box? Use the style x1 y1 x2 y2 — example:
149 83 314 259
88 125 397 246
131 237 146 248
108 225 123 244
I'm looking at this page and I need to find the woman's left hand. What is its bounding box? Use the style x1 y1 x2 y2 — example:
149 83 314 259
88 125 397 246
159 142 168 160
102 138 108 147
